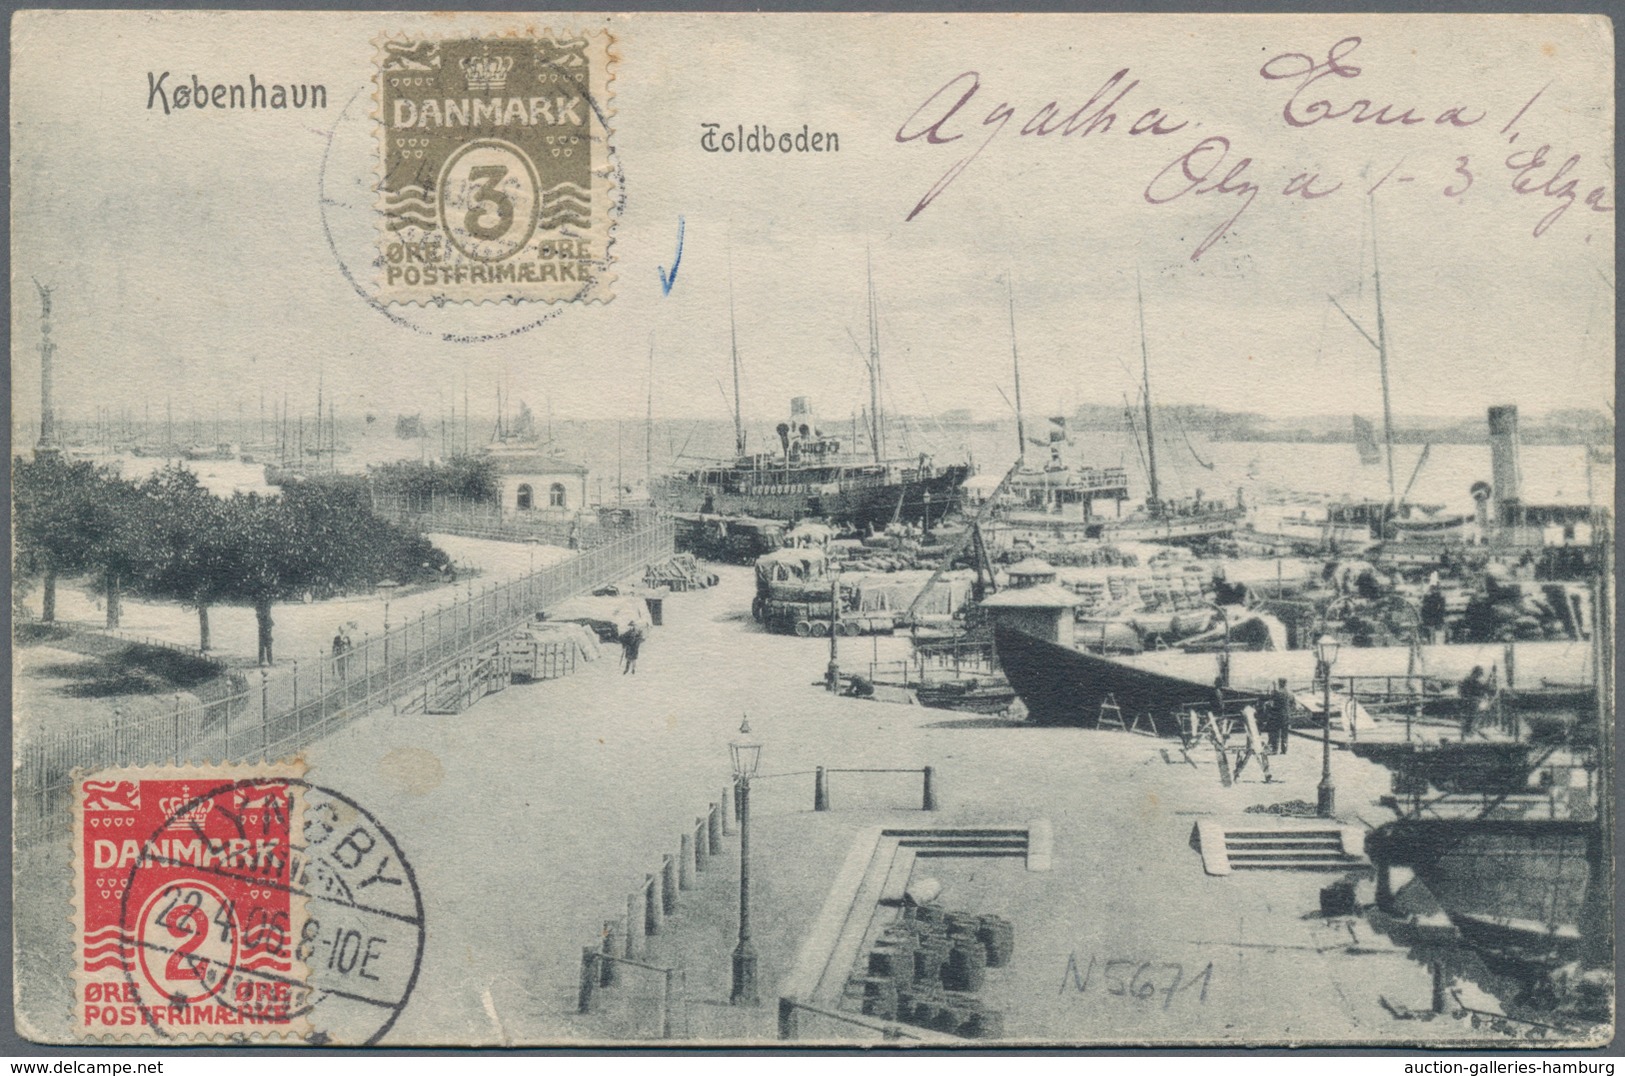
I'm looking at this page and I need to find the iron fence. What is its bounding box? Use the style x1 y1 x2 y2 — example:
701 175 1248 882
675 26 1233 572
373 492 663 551
15 519 676 845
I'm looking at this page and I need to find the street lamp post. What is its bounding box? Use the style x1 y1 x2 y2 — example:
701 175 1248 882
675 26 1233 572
826 571 840 693
1316 633 1341 818
729 716 762 1006
379 578 400 656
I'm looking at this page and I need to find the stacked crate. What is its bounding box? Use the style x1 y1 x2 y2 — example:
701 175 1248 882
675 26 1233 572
842 906 1015 1039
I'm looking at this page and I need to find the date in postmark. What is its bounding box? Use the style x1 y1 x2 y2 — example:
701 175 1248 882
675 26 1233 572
374 31 617 305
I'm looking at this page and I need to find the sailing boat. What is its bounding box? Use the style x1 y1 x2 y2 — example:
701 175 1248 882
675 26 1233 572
1091 279 1245 544
650 262 971 529
1238 207 1465 557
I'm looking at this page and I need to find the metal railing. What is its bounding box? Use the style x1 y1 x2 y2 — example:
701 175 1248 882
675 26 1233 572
373 492 664 551
15 519 676 845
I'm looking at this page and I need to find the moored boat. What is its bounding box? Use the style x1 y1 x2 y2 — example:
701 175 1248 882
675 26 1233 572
993 622 1260 732
1367 817 1598 969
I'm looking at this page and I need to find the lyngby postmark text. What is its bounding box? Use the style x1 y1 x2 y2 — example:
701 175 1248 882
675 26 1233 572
374 31 617 305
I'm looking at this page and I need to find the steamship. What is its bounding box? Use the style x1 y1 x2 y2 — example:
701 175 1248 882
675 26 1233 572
652 398 971 530
653 268 970 530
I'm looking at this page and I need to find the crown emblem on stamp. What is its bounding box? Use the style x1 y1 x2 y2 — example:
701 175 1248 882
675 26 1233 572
459 52 514 93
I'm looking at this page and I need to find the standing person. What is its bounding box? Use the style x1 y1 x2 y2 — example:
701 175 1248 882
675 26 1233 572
1458 666 1488 737
622 624 644 674
256 606 274 666
1271 677 1293 754
332 629 348 679
1421 584 1447 645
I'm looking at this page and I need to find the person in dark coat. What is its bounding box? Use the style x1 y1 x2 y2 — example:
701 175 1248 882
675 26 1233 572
621 624 644 675
1421 585 1447 644
1270 677 1293 754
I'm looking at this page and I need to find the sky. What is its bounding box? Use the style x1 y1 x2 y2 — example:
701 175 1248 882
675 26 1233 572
10 12 1615 431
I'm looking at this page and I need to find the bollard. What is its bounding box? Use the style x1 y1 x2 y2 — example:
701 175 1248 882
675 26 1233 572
600 921 619 986
662 968 676 1040
814 766 830 812
679 833 696 890
645 874 663 936
708 803 723 855
778 996 800 1040
922 765 939 811
721 785 736 836
694 818 709 872
1375 861 1394 913
625 893 642 959
661 854 679 914
577 947 599 1014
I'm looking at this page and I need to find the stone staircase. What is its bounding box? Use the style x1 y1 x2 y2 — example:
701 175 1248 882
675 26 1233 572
1192 820 1369 876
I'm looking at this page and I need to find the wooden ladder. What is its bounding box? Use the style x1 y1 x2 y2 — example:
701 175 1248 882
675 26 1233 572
1098 694 1127 731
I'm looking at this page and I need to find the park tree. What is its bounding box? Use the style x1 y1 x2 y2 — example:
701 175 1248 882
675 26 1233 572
133 467 238 650
20 457 450 662
370 454 499 508
221 483 450 665
91 476 152 629
13 455 141 625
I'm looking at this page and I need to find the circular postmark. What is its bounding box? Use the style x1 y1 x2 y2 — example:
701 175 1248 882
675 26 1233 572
118 778 425 1045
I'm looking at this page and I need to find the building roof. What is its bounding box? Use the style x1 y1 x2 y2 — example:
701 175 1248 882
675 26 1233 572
978 583 1077 608
490 451 589 476
1005 557 1058 577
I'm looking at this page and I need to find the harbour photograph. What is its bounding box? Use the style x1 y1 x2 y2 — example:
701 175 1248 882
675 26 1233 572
7 10 1616 1051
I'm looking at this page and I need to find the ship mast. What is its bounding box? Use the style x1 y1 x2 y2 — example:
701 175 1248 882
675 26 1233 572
1370 199 1399 509
728 270 746 458
1137 273 1161 508
1580 511 1613 971
1329 199 1401 510
867 252 884 464
316 369 325 463
33 281 58 455
1007 276 1026 466
646 337 655 501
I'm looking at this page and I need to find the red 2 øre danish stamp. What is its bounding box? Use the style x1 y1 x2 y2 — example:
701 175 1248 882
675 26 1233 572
74 764 306 1041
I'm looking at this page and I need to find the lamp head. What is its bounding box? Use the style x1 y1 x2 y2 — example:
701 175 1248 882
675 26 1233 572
1315 633 1341 668
730 715 762 779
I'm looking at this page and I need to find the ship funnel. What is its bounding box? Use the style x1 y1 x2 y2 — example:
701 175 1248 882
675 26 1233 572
1487 405 1522 520
790 396 818 436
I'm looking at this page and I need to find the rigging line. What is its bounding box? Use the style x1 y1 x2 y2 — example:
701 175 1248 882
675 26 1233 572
1176 413 1217 470
870 291 939 454
1122 391 1150 489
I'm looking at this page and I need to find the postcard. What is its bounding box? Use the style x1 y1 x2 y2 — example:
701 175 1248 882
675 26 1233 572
10 11 1615 1046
